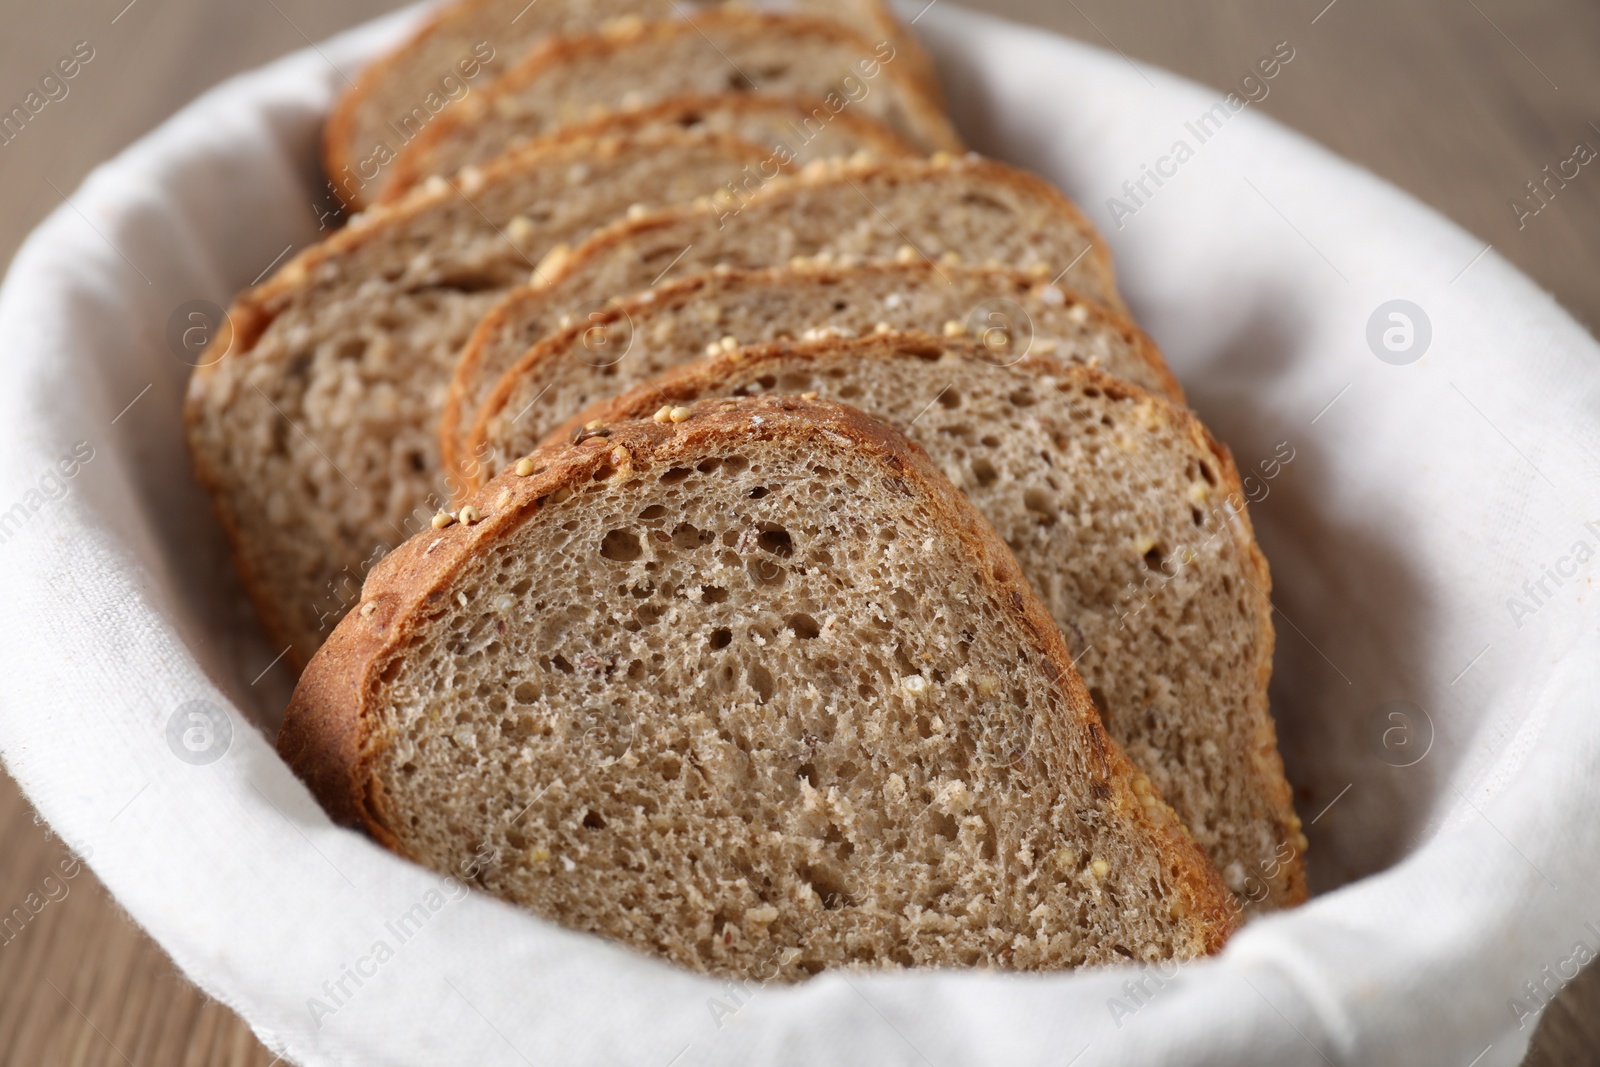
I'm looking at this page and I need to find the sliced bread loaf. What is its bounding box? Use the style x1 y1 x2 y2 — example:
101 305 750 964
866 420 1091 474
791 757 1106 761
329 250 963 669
462 261 1180 490
389 10 961 200
441 154 1122 473
186 130 779 670
277 395 1239 976
551 334 1307 910
380 92 919 204
325 0 937 209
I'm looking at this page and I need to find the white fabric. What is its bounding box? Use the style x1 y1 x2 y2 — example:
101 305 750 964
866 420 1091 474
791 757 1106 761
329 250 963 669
2 3 1597 1064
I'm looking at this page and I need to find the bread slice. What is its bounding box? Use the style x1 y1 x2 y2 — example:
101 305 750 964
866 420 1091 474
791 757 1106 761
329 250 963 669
389 10 961 201
277 395 1239 976
462 262 1181 490
186 130 781 671
550 333 1307 910
380 92 919 205
325 0 939 209
440 155 1122 475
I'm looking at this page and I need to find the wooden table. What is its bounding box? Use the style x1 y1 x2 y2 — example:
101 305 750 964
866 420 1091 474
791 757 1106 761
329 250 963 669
1 1 1595 1063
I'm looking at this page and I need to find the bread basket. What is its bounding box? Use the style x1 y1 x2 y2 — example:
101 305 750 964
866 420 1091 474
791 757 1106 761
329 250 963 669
2 3 1596 1063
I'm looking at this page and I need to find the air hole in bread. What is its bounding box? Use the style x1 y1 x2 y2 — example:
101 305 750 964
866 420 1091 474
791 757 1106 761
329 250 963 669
427 271 506 295
971 457 999 488
786 613 821 639
756 524 793 556
600 529 642 561
961 191 1014 215
671 523 711 550
1022 488 1057 525
799 864 853 909
747 662 775 702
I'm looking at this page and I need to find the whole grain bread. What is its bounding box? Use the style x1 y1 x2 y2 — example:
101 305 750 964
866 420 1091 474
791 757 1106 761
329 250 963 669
186 130 780 670
551 333 1307 910
440 154 1122 474
326 0 938 208
387 10 961 202
462 261 1180 490
277 395 1239 976
380 92 919 205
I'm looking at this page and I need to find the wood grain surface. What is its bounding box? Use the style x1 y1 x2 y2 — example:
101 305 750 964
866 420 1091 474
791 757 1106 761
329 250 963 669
1 1 1595 1064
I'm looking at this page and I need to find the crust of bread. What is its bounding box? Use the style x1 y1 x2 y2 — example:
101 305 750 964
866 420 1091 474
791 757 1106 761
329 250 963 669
393 11 961 188
542 334 1306 908
320 0 470 212
440 154 1123 470
185 128 778 671
279 394 1240 954
379 91 920 205
199 126 778 369
458 262 1181 492
324 0 940 210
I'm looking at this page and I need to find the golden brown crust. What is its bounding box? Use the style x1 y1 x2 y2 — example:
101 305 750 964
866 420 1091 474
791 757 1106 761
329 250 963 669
544 153 1121 306
279 395 1239 956
539 332 1305 908
458 262 1179 493
380 91 922 205
394 10 961 184
441 154 1124 469
218 126 775 369
320 0 457 211
325 0 942 210
185 127 776 672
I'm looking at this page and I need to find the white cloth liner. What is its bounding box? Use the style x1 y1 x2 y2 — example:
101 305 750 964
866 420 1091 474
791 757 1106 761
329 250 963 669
2 3 1597 1064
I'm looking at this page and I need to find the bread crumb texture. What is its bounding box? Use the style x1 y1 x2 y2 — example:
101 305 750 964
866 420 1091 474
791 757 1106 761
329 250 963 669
316 399 1232 979
535 334 1304 910
185 131 775 667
